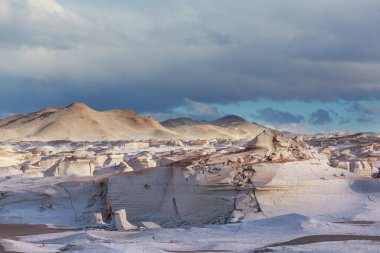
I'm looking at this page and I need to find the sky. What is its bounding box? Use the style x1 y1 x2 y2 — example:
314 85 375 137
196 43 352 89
0 0 380 133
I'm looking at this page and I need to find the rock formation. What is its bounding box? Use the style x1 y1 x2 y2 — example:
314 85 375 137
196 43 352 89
114 209 137 231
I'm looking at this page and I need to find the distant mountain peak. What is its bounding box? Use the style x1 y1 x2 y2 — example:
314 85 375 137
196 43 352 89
66 102 94 111
161 117 203 128
212 115 246 126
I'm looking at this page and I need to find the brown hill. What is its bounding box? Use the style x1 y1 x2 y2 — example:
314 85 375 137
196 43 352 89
0 105 272 141
0 103 178 141
162 115 266 140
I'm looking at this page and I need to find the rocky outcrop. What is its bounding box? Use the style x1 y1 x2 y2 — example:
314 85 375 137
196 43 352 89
246 130 311 161
119 142 150 149
94 162 133 176
127 153 156 170
47 157 95 177
103 154 124 167
308 133 380 177
349 160 373 177
107 164 257 227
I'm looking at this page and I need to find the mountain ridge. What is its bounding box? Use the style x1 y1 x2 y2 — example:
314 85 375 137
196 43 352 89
0 103 178 141
0 103 268 141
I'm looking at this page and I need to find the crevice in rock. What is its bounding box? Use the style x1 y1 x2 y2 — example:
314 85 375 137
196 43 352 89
169 166 182 224
61 185 78 224
172 197 181 221
252 185 264 215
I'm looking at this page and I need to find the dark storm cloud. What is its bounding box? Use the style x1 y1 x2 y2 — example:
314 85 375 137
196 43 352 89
309 109 332 125
356 117 377 124
349 103 380 115
255 108 304 124
0 77 188 115
1 0 380 115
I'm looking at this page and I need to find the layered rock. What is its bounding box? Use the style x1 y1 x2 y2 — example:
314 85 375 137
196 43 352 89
246 130 311 162
307 133 380 177
47 157 95 177
127 153 156 170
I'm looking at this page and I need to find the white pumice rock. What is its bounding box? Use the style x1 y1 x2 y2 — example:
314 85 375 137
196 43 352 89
142 221 161 230
114 209 137 231
230 210 245 223
92 212 106 225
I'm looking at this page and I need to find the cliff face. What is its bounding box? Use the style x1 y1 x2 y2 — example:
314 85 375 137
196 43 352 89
0 176 108 226
107 165 254 227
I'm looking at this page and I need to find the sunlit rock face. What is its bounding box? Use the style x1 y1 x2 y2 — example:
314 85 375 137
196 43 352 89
126 153 157 170
246 129 312 162
114 209 137 231
349 160 373 177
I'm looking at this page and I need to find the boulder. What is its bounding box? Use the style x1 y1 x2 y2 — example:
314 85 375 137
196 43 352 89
114 209 137 231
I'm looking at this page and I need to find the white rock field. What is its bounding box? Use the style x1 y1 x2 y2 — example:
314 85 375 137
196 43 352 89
0 104 379 252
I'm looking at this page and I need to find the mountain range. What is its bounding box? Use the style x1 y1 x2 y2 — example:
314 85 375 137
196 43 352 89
0 103 265 141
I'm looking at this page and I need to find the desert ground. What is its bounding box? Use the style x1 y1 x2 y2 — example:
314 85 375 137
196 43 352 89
0 103 379 252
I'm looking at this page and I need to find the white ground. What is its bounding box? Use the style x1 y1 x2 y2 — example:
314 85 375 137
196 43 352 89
1 160 379 253
1 213 379 252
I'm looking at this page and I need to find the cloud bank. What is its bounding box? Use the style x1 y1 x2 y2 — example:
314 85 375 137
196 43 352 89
255 108 304 124
309 109 333 125
0 0 379 133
